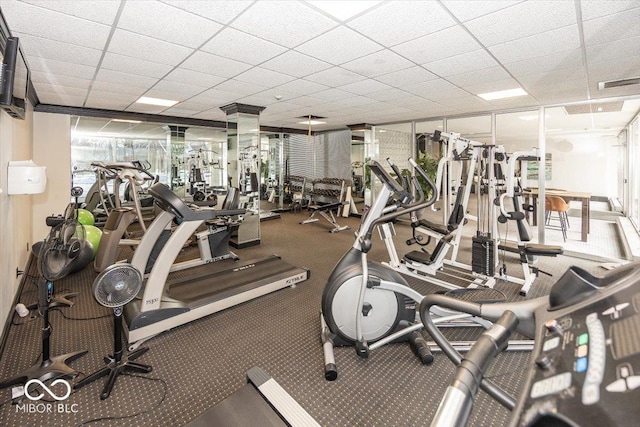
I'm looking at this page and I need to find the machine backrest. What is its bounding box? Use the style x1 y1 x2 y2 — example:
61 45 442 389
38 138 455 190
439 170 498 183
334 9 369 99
513 193 532 242
222 187 240 210
447 186 466 231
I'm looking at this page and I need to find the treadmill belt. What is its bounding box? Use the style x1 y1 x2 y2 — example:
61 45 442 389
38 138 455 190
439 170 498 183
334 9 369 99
167 255 304 303
185 384 286 427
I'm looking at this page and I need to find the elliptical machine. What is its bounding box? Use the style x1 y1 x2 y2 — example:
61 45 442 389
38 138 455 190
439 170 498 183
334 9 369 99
321 159 445 378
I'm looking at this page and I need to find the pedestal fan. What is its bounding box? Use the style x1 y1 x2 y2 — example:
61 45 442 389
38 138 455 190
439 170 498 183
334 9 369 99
74 264 152 399
0 218 88 394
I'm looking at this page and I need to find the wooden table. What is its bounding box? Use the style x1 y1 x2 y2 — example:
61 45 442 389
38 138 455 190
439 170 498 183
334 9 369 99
523 189 591 242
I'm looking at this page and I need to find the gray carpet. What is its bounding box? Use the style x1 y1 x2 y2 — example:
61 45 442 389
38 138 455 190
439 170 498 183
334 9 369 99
0 211 605 426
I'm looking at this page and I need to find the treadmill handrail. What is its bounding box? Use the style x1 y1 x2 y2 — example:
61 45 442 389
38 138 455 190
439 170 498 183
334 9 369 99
148 183 246 221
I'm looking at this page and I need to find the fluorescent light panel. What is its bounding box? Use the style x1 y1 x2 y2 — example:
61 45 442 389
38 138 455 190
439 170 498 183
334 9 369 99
298 120 326 125
136 96 178 107
112 119 142 124
478 88 527 101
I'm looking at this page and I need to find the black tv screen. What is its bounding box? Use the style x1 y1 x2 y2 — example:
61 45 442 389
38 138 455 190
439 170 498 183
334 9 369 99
0 36 29 119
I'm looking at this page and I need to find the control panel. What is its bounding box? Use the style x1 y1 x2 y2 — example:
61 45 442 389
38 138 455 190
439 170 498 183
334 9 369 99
510 263 640 427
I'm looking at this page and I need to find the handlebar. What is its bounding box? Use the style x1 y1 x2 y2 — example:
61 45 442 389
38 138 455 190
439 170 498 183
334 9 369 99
431 311 519 427
363 158 438 241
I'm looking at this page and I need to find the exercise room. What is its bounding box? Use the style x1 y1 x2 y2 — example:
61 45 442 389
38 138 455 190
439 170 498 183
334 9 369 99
1 1 639 426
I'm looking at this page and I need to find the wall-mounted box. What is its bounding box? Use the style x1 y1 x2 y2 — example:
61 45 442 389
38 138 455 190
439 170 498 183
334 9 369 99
7 160 47 194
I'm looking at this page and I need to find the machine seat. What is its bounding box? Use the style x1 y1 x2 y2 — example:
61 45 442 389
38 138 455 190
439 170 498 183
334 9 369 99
403 250 434 265
498 241 563 257
308 202 344 212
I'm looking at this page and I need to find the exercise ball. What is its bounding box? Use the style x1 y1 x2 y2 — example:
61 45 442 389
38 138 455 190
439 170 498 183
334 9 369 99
82 225 103 257
76 209 95 226
68 238 95 273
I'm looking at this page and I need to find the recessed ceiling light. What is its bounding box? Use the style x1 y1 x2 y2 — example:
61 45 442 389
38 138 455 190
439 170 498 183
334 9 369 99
478 88 528 101
136 96 178 107
298 120 326 126
112 119 142 124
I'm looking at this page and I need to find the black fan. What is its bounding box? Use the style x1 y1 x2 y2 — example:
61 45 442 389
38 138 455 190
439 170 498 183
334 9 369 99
74 264 152 399
0 220 88 395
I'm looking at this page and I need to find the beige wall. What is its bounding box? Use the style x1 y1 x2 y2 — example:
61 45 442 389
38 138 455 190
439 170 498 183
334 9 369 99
0 105 34 327
32 112 71 241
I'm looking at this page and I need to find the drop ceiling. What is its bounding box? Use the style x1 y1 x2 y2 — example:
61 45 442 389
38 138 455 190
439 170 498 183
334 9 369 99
1 0 639 133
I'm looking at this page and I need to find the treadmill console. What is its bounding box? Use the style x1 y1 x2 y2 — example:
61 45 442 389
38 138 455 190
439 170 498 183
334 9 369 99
510 263 640 427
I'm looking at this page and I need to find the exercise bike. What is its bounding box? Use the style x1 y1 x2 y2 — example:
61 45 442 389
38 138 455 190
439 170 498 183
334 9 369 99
421 260 640 426
320 159 530 379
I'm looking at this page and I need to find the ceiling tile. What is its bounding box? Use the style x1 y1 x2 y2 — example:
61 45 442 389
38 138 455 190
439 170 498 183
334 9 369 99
295 26 382 65
365 88 414 102
163 68 227 88
273 79 328 96
229 1 338 48
399 79 458 98
213 79 269 97
30 71 92 90
108 29 194 66
160 106 204 117
234 67 297 88
94 69 160 89
148 80 208 99
338 79 393 95
309 88 358 103
580 0 640 21
118 1 223 48
306 1 382 21
14 33 102 67
28 57 96 80
463 78 524 95
445 66 512 87
488 25 580 64
392 26 481 64
588 54 640 83
441 0 524 22
33 83 88 97
1 1 111 49
504 49 583 76
18 0 122 25
191 108 228 121
585 35 640 64
303 67 367 87
100 53 174 79
463 1 576 47
125 103 168 115
38 93 86 106
188 88 239 106
261 51 332 78
423 50 499 77
481 94 539 109
518 67 587 88
200 28 288 65
84 96 134 111
424 88 474 102
348 1 456 47
374 66 438 87
91 81 149 96
342 49 414 77
582 7 640 46
160 0 253 24
181 51 253 78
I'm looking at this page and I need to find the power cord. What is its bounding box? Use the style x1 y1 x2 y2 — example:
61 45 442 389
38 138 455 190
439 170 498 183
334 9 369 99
74 374 168 426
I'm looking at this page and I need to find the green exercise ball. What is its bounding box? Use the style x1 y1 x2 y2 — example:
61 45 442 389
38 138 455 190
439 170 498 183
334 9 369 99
76 208 95 226
81 224 102 257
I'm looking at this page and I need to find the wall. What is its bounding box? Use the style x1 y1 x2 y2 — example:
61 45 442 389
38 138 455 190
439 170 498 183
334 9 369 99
32 112 71 240
0 104 34 333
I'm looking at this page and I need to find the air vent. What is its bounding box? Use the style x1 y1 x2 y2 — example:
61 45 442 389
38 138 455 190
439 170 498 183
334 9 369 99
598 77 640 90
296 115 326 120
564 102 624 115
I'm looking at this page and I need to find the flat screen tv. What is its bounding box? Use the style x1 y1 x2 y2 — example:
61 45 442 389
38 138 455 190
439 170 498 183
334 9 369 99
0 37 29 120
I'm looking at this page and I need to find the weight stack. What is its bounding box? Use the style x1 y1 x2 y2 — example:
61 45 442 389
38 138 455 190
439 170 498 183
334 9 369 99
472 235 495 276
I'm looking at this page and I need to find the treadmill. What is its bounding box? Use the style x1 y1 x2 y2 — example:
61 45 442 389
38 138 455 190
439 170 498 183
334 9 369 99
185 367 319 427
124 183 309 348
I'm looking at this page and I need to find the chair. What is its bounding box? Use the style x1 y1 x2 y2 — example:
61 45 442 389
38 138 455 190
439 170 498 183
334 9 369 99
545 196 570 241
